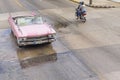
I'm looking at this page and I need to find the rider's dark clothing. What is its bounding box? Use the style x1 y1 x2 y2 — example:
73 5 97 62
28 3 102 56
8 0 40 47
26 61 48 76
76 4 86 18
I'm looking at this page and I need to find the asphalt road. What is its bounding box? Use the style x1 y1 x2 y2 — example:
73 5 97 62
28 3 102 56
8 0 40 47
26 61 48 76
0 0 120 80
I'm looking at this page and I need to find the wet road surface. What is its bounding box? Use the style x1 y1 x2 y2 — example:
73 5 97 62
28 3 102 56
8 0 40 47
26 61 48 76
0 28 98 80
0 0 120 80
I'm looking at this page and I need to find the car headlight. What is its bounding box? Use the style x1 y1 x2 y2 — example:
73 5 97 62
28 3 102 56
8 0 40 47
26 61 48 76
18 37 27 41
23 38 27 40
48 34 53 37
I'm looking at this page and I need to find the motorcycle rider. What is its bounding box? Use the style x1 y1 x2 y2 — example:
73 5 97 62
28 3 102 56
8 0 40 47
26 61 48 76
76 1 86 19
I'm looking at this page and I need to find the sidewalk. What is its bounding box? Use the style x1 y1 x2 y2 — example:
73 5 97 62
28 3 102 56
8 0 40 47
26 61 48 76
70 0 120 8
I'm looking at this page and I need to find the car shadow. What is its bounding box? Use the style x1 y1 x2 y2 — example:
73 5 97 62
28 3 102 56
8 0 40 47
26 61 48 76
17 44 57 69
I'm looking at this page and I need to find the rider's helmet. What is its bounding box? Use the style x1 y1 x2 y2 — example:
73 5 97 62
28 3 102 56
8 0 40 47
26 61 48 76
79 1 84 5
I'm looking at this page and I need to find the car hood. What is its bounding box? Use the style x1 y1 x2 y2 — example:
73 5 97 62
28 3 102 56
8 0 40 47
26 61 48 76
19 24 56 37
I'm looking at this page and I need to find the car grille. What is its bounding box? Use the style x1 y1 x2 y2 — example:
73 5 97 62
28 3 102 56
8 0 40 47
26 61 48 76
29 36 47 40
18 35 56 46
25 36 49 42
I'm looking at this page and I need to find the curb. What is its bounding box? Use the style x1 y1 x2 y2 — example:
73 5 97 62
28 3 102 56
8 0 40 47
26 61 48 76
70 0 116 8
85 4 115 8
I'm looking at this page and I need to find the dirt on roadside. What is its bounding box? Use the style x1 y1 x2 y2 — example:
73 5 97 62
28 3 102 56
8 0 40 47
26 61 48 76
84 0 120 7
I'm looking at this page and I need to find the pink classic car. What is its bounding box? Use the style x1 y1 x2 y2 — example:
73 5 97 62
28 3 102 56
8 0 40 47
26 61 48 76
8 15 56 47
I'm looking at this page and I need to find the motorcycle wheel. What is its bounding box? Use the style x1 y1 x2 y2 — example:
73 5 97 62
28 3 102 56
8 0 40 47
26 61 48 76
81 17 86 23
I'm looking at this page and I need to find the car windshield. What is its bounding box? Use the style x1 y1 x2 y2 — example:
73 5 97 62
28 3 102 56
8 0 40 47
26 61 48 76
16 16 43 26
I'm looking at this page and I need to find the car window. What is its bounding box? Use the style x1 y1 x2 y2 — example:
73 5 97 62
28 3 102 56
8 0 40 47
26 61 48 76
16 16 43 26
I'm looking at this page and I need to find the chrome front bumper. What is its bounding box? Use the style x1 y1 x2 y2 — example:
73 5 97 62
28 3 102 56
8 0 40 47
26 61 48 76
17 37 56 46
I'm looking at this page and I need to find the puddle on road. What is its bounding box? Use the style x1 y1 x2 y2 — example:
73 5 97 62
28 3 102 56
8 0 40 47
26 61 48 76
0 26 70 69
0 29 98 80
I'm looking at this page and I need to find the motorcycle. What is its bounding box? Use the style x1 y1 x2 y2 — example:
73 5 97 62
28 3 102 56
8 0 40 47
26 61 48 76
75 9 86 23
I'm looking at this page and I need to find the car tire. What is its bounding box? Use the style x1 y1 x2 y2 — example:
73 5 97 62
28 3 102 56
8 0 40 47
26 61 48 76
47 42 52 44
18 45 23 48
17 40 23 48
